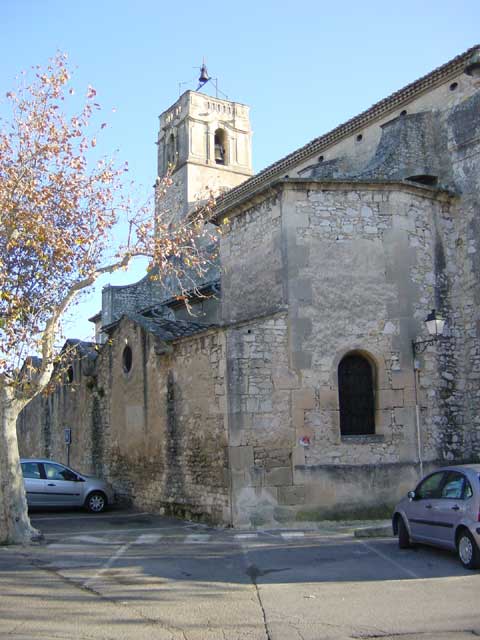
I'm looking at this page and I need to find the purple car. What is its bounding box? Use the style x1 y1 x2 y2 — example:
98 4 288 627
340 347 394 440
393 464 480 569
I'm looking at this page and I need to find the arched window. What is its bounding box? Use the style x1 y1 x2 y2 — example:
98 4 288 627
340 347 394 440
214 128 227 165
166 133 176 168
66 365 74 384
338 353 375 435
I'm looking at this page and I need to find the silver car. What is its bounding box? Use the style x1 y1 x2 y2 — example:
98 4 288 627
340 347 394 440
20 458 115 513
393 464 480 569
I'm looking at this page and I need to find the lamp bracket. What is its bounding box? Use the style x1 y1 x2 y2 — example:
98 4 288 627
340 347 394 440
412 336 447 354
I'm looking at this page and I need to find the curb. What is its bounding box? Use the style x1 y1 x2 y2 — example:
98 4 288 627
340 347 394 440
354 524 393 538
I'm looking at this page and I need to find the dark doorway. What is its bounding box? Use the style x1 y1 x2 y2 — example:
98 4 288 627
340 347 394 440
338 354 375 435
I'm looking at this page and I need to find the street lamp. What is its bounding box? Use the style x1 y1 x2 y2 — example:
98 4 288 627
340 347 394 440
412 309 446 354
411 308 447 478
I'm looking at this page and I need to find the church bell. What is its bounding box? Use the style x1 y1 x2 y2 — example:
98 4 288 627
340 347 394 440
198 64 209 85
215 143 225 163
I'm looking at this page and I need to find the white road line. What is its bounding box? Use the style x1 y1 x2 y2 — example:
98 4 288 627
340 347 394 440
49 535 124 547
40 525 190 538
359 540 420 579
234 533 258 540
132 534 162 544
70 535 123 545
280 532 305 539
48 544 89 550
185 534 211 544
83 543 131 589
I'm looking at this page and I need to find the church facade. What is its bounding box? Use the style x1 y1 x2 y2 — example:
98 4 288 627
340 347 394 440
18 46 480 526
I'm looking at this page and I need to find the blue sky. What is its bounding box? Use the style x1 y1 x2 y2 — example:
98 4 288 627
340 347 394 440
1 0 479 341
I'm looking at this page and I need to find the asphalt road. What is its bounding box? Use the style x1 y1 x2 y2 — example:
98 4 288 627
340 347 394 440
1 510 479 639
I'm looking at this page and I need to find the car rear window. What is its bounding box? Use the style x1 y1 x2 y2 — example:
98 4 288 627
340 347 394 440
442 471 476 499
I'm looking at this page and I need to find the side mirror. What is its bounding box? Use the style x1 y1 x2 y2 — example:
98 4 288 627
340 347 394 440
75 475 85 483
407 490 416 501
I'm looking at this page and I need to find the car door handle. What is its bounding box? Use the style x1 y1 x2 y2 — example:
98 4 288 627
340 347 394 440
451 505 460 511
47 483 56 486
425 504 432 509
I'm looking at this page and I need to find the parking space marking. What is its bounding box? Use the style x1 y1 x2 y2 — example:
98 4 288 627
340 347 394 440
132 534 162 545
359 540 420 579
39 525 195 540
280 532 305 539
49 535 125 548
185 534 211 544
70 535 123 545
83 543 131 589
48 543 92 550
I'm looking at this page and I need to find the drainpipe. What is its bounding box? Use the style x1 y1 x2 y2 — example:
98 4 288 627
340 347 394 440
412 353 424 478
221 329 234 527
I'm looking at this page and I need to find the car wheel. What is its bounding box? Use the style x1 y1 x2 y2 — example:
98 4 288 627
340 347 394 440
398 516 411 549
457 530 480 570
85 491 107 514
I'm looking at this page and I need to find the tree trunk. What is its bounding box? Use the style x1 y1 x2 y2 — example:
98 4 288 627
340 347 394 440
0 383 41 544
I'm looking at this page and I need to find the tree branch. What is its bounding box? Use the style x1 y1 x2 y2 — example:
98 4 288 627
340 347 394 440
21 253 132 399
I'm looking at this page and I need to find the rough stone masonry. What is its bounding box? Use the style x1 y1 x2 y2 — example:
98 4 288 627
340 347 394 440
18 46 480 527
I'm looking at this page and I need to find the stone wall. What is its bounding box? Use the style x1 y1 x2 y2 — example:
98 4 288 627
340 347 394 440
100 318 230 522
214 63 480 525
217 181 461 525
225 313 294 526
17 353 106 477
221 196 285 324
285 183 454 462
102 275 164 327
280 182 462 519
446 89 480 459
19 319 230 524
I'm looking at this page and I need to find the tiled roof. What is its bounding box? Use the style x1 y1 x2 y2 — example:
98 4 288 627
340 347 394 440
104 312 217 342
131 314 217 341
63 339 98 361
215 45 479 215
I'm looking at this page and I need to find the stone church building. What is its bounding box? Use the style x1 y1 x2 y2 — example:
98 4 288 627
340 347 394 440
18 46 480 526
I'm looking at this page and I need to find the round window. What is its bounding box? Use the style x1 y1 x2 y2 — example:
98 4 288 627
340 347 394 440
122 345 133 373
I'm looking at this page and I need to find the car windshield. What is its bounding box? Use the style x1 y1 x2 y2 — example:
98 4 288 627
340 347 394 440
68 466 82 475
65 465 86 477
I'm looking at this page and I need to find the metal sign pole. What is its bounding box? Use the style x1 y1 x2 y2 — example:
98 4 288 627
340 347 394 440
64 428 72 466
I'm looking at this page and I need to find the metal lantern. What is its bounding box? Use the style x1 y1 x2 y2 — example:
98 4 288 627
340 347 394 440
425 309 446 338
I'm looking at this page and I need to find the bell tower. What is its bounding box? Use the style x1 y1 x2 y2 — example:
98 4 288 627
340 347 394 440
157 90 253 214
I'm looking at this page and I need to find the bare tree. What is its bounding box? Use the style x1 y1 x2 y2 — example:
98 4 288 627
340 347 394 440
0 54 216 544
